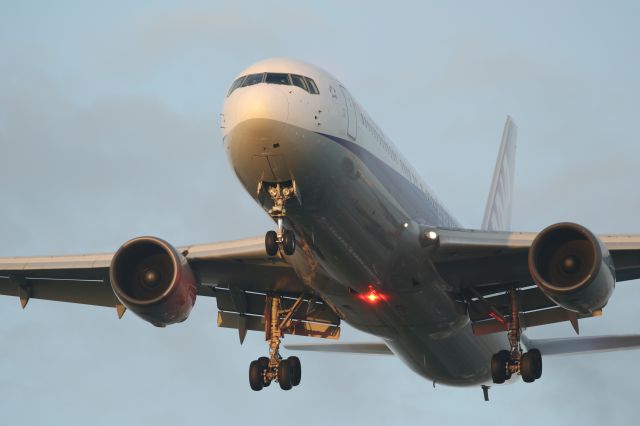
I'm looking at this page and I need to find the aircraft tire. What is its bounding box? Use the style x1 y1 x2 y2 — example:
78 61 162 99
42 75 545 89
528 349 542 379
265 231 278 256
491 350 510 384
249 360 264 391
283 230 296 255
520 352 537 383
288 356 301 386
278 359 293 390
258 357 271 387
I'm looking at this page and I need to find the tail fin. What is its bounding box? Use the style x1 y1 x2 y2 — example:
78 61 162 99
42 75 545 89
481 116 518 231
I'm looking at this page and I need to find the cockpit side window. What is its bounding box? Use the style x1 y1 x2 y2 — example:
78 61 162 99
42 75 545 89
290 74 308 91
241 73 265 87
265 73 291 85
227 76 246 96
305 77 320 94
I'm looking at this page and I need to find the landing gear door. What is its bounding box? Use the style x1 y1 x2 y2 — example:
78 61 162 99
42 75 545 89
340 86 357 141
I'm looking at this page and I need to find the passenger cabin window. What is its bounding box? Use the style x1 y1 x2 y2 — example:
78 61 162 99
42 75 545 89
265 73 291 85
227 72 320 95
241 73 265 87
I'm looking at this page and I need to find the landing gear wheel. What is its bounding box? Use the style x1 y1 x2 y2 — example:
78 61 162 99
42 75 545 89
521 349 542 382
249 360 265 391
491 350 511 384
278 359 293 390
265 231 278 256
258 357 271 387
288 356 301 386
520 352 537 383
251 295 305 391
529 349 542 379
283 230 296 256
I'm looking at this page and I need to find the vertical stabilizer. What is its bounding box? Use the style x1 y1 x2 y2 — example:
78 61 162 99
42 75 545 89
481 116 517 231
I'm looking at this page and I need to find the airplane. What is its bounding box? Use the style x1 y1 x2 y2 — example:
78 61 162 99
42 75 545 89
2 58 640 399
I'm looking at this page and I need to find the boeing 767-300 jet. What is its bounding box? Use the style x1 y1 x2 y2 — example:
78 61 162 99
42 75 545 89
2 58 640 399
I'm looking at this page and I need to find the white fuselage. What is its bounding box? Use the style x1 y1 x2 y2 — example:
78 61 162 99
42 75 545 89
221 58 507 386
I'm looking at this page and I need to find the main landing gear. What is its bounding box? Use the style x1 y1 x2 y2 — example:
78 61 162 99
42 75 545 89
490 288 543 384
262 183 296 256
249 295 303 391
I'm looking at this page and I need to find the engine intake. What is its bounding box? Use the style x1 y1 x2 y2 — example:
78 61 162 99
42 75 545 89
110 236 197 327
528 222 615 314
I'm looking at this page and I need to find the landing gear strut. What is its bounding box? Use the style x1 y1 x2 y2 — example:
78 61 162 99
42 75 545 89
263 183 296 256
490 287 543 384
249 295 303 391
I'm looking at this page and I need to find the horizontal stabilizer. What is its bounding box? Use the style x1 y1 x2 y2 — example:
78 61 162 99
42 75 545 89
523 334 640 356
284 342 393 355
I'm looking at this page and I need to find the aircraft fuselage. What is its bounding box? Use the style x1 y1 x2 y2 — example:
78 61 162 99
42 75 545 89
222 58 507 386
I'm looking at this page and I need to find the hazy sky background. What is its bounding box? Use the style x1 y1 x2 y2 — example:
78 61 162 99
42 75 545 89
1 1 640 425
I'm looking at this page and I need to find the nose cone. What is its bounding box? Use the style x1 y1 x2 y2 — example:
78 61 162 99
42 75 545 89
221 85 289 137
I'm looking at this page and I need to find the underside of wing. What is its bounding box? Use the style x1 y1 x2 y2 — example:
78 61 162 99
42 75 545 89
0 252 115 308
0 235 341 341
425 225 640 335
430 227 640 289
0 236 306 308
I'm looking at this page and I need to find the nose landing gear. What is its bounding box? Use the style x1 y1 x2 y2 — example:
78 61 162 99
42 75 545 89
490 287 543 384
249 295 304 391
262 182 297 256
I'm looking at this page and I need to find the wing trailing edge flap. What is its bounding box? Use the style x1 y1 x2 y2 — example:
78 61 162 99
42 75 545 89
217 311 340 341
522 334 640 356
468 286 599 336
214 287 341 342
284 342 393 355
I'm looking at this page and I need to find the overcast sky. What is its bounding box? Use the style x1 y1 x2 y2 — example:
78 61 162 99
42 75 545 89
1 1 640 425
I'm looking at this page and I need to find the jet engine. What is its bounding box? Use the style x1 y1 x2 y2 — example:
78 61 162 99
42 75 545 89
109 236 197 327
528 222 615 314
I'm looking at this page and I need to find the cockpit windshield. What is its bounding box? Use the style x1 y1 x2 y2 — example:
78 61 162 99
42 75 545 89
241 73 265 87
228 72 319 96
265 73 290 85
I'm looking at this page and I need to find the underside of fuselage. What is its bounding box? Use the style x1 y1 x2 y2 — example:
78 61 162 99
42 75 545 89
224 117 508 385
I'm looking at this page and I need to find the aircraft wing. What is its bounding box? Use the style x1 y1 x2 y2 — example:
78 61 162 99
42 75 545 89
431 228 640 289
427 227 640 335
0 236 340 340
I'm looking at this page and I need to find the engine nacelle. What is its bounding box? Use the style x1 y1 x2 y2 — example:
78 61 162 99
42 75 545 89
528 222 615 314
109 236 197 327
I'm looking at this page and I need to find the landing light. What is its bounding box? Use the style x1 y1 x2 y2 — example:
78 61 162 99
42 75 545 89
359 285 386 304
